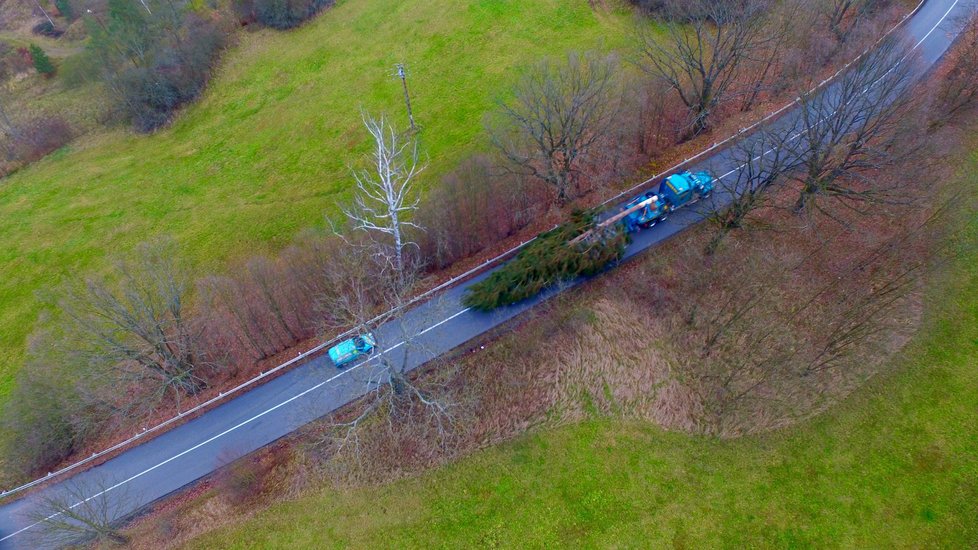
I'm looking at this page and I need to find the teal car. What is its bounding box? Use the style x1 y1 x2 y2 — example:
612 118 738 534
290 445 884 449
327 333 377 367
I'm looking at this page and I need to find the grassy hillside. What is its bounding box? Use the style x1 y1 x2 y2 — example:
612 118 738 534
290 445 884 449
188 158 978 548
0 0 632 398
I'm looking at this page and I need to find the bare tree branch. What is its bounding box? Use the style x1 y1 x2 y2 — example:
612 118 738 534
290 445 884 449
785 37 920 217
344 112 426 291
705 124 798 252
56 238 213 419
490 51 620 205
636 0 773 137
27 476 133 547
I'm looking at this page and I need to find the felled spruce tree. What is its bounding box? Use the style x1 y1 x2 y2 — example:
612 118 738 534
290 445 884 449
463 210 627 311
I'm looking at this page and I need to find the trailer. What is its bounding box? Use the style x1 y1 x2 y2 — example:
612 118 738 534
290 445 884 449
572 170 715 245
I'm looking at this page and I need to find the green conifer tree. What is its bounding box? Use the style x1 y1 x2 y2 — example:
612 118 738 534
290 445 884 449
29 44 56 76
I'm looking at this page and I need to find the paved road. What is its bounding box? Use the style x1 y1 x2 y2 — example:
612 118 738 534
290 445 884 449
0 0 972 545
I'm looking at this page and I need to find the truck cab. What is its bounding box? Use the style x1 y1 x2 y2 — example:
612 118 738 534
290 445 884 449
658 170 714 209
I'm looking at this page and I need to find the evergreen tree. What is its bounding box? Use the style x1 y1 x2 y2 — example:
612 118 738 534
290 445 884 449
107 0 154 66
30 44 56 76
55 0 75 21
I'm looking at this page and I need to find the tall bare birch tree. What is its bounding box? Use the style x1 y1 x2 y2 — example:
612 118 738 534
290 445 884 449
344 113 425 291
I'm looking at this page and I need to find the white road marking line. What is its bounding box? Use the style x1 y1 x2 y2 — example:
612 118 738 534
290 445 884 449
714 0 959 186
1 308 472 543
379 307 473 355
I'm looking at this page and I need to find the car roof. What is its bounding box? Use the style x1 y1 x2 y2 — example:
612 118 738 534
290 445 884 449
330 338 357 358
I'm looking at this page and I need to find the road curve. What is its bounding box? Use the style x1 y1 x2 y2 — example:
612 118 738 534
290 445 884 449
1 0 973 545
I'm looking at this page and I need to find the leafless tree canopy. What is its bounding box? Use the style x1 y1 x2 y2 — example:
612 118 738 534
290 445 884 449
821 0 889 43
934 14 978 122
705 124 797 252
310 245 458 467
491 51 620 205
785 37 920 216
414 154 545 270
28 477 132 547
56 239 212 413
344 112 425 290
665 201 947 435
196 250 325 366
636 0 773 137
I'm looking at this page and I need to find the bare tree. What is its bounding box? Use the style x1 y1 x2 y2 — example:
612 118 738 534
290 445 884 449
934 14 978 122
490 51 620 205
636 0 772 137
820 0 887 43
197 254 313 363
0 351 87 478
311 246 457 466
785 37 919 217
344 112 425 290
28 476 132 547
705 125 797 253
57 238 212 415
739 0 797 112
0 96 17 160
674 214 935 435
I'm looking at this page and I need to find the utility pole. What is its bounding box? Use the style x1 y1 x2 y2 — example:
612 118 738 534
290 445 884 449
394 63 416 132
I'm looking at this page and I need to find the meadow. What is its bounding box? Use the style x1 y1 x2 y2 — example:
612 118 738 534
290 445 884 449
0 0 633 398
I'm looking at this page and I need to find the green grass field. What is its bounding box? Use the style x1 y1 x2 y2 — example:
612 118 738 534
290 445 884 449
187 155 978 548
0 0 632 399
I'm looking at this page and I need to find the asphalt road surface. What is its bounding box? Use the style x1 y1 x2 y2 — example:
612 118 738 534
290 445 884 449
1 0 973 545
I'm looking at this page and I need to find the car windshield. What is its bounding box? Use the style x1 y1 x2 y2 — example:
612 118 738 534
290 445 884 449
353 337 364 348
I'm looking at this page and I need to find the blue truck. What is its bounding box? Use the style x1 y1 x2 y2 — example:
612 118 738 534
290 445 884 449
621 170 714 233
570 169 716 247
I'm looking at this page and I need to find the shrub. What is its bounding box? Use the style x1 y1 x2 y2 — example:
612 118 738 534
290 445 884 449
31 20 64 38
235 0 335 29
216 456 266 507
0 359 83 478
10 47 34 74
83 2 229 131
55 0 76 21
12 116 73 163
59 50 98 88
29 44 56 76
116 15 228 131
414 155 547 270
462 210 627 311
628 0 668 14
